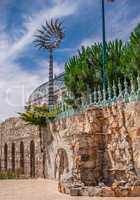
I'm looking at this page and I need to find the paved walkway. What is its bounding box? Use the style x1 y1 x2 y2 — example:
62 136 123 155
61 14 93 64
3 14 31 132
0 179 139 200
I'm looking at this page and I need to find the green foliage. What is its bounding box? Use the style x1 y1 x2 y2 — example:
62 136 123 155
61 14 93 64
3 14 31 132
64 97 81 109
65 23 140 98
126 23 140 79
0 170 17 179
65 40 126 97
65 45 101 98
19 104 59 126
106 40 127 84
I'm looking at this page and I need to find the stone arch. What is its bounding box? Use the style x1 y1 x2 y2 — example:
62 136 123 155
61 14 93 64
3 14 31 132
54 148 69 181
4 143 8 171
30 140 35 178
20 141 24 174
11 143 15 172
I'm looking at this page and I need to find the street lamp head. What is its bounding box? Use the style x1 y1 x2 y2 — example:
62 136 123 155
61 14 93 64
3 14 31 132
34 18 64 50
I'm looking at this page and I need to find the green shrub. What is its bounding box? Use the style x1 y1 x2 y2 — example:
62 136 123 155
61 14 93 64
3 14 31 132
0 170 16 179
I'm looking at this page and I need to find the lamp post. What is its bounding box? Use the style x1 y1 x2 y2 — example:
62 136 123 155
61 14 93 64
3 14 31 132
101 0 107 88
101 0 114 88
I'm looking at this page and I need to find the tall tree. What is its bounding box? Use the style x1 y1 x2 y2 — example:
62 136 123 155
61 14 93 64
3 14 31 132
64 40 126 98
106 40 127 84
126 23 140 79
65 45 101 98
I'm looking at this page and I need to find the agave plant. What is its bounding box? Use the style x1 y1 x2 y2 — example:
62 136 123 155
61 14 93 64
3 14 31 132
34 19 64 107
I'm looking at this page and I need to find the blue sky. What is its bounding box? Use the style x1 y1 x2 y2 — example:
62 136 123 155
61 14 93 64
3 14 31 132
0 0 140 121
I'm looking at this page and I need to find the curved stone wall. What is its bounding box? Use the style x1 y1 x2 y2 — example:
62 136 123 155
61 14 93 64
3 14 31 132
0 118 43 178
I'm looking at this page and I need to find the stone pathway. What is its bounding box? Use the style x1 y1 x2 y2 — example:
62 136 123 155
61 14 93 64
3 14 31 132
0 179 139 200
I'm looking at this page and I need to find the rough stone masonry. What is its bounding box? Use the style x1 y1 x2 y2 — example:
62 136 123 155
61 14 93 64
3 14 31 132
1 101 140 197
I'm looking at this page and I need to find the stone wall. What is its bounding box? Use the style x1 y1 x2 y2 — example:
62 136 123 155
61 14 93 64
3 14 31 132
1 101 140 196
102 102 140 180
45 101 140 196
45 107 104 185
0 117 43 178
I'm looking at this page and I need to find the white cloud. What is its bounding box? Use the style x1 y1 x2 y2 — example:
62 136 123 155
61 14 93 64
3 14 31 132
106 0 140 41
80 0 140 47
0 1 78 64
81 35 102 47
0 1 78 122
38 60 64 77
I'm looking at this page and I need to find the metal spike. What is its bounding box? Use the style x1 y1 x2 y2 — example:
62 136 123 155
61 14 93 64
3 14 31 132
130 79 136 102
137 74 140 91
103 86 106 106
46 20 54 33
98 86 102 105
107 82 112 101
89 93 93 105
131 79 135 94
51 19 58 33
93 89 97 104
124 77 129 102
118 79 123 100
113 81 117 99
41 25 48 33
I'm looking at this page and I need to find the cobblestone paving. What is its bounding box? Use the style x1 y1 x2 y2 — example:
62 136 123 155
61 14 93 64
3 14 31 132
0 179 140 200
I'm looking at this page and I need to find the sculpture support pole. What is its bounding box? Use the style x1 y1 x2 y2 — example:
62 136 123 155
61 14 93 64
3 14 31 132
48 48 54 107
101 0 107 89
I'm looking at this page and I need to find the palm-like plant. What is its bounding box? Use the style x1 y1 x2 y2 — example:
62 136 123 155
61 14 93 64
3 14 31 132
106 40 127 84
19 105 59 178
34 19 64 107
64 40 128 99
19 105 58 151
127 23 140 79
64 44 103 99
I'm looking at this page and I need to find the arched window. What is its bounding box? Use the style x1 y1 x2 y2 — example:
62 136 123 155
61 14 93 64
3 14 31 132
30 140 35 177
20 141 24 174
4 144 8 171
11 143 15 172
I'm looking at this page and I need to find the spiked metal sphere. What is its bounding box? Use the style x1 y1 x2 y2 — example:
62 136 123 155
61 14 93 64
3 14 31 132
34 18 64 49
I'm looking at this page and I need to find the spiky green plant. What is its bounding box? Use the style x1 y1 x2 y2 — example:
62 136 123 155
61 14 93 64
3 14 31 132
126 23 140 79
64 40 127 98
19 105 59 150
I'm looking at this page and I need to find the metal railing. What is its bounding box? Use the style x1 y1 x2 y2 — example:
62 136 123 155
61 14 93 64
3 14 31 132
49 75 140 120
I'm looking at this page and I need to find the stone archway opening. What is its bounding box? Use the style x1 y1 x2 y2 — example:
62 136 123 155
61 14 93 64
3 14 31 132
11 143 15 172
20 141 24 174
54 148 69 181
30 140 35 178
4 143 8 171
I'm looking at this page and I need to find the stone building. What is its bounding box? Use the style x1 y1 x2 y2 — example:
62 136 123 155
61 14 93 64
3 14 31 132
0 117 43 178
